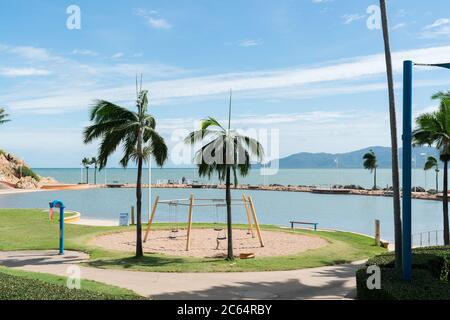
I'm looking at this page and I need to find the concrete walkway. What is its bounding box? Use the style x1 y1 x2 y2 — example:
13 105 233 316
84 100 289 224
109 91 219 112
0 250 363 300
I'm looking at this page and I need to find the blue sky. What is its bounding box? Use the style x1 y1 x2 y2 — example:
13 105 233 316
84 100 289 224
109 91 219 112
1 0 450 167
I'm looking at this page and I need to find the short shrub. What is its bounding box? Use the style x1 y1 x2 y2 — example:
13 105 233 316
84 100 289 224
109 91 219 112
357 246 450 300
16 166 40 181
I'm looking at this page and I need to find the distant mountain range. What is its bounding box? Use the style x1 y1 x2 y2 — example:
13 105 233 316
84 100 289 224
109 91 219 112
269 146 440 169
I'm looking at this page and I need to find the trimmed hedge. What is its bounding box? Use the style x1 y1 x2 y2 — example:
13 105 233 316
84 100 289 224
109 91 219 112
356 246 450 300
0 271 141 300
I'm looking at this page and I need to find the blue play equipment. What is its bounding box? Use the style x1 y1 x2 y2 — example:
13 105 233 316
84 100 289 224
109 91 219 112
402 61 450 281
49 200 65 255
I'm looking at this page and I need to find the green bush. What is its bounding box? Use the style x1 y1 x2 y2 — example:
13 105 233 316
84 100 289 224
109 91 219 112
0 271 141 300
17 166 40 181
357 246 450 300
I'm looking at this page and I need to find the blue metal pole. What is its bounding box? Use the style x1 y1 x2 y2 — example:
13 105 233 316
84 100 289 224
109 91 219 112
402 60 413 281
59 205 65 255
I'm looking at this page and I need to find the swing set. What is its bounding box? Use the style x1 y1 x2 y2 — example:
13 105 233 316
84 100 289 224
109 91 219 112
143 194 264 251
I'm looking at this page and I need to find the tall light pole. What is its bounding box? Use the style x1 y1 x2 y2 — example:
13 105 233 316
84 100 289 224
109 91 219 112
402 61 450 281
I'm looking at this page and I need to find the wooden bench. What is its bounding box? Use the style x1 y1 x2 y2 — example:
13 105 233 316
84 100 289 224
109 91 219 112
290 221 319 231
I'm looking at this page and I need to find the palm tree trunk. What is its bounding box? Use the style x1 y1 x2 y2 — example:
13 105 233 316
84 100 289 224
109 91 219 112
436 170 439 192
136 156 144 257
94 166 97 185
380 0 402 268
226 165 234 260
374 168 377 190
443 160 449 245
86 167 89 184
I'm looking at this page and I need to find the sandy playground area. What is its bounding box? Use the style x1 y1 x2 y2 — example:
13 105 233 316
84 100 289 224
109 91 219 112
90 228 329 258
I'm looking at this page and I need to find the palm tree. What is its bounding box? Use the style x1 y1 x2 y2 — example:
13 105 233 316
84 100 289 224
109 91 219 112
84 89 168 257
380 0 402 268
0 108 10 124
90 157 98 185
363 150 378 190
424 156 439 191
185 92 264 260
413 91 450 245
81 157 91 184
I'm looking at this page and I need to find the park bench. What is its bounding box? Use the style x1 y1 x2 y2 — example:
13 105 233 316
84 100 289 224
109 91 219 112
290 221 319 231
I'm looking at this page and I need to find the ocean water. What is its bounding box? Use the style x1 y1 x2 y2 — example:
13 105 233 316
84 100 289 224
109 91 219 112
34 168 440 190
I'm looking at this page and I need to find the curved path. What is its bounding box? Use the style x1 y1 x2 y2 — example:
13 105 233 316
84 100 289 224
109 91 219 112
0 250 363 300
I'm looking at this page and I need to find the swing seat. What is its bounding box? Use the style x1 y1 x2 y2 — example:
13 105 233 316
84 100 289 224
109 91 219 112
214 228 223 232
240 253 255 259
217 236 227 241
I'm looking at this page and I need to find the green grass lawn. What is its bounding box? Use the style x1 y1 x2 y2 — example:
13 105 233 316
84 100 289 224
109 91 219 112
0 266 144 300
0 208 386 273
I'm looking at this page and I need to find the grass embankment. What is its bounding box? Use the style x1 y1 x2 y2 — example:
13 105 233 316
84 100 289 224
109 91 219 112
0 266 143 300
0 209 386 273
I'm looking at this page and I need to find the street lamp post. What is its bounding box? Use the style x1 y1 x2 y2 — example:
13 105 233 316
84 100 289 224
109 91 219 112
402 60 450 281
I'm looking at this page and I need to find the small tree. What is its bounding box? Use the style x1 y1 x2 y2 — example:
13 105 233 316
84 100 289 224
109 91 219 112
84 89 168 257
81 157 91 184
363 150 378 190
91 157 98 185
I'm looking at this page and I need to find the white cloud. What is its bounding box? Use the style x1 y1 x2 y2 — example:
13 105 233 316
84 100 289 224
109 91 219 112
392 23 406 31
134 9 172 30
342 14 366 24
421 18 450 38
111 52 124 59
423 18 450 30
3 44 450 114
312 0 334 3
237 39 263 47
0 68 51 77
71 49 99 57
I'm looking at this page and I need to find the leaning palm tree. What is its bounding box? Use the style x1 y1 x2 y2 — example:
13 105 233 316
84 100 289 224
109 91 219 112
90 157 98 185
363 150 378 190
380 0 402 268
0 108 10 124
185 93 264 260
84 89 168 257
424 156 439 191
413 91 450 245
81 157 91 184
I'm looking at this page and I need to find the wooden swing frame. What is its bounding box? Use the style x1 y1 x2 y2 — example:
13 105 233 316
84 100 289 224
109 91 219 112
143 193 264 251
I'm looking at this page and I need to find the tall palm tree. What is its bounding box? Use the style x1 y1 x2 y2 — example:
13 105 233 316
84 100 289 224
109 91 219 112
380 0 402 268
413 91 450 245
0 108 10 124
90 157 98 185
424 156 439 191
81 157 91 184
363 150 378 190
185 93 264 260
84 89 168 257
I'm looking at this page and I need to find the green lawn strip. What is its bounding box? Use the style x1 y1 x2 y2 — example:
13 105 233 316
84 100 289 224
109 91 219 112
0 266 144 300
0 209 386 273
